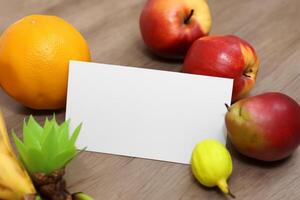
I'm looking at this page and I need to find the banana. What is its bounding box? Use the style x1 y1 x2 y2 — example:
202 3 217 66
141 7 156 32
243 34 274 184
0 110 36 199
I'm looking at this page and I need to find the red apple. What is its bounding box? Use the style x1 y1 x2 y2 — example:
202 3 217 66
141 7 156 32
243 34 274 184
183 35 259 102
225 92 300 161
139 0 212 59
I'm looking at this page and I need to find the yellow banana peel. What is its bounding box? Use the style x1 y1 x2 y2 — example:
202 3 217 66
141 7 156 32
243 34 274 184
0 110 36 199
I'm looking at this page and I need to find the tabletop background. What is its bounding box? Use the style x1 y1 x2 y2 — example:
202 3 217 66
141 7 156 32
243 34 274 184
0 0 300 199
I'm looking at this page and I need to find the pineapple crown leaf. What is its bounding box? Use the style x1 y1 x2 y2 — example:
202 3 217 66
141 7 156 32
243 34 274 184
13 115 82 175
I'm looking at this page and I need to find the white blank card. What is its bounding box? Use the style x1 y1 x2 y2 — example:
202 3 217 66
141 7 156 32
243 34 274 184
66 61 233 164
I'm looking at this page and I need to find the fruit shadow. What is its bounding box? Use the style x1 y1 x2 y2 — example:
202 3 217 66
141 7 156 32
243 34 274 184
138 43 184 66
226 140 292 169
17 106 65 116
17 105 66 123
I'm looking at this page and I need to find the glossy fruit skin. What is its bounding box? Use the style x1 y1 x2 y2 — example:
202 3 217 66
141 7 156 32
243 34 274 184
191 139 232 194
183 35 259 102
139 0 212 59
0 15 91 110
225 92 300 161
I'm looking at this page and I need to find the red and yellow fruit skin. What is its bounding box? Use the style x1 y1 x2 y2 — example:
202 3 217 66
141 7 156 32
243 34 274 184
183 35 259 102
225 92 300 161
139 0 212 59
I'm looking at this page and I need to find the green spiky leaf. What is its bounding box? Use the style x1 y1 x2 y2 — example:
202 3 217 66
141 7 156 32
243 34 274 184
23 120 41 150
70 123 82 146
27 148 48 173
50 147 77 170
13 115 82 175
12 131 29 165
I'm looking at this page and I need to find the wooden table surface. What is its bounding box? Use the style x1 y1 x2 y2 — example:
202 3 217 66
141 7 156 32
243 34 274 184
1 0 300 199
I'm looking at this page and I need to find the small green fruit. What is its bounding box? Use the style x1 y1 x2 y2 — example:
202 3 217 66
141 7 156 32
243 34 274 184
191 139 234 198
73 192 94 200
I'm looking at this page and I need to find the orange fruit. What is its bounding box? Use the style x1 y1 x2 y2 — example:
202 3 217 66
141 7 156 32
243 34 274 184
0 15 91 110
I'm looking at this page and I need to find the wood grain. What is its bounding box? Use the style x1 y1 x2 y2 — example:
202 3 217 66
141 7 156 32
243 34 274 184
0 0 299 199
